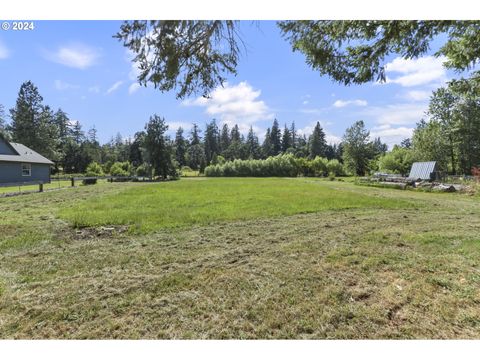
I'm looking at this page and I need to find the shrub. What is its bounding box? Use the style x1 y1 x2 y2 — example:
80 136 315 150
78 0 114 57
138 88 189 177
83 162 104 185
136 163 152 177
295 157 315 177
326 159 345 176
311 156 328 177
110 161 133 179
377 146 418 176
204 154 301 177
204 155 347 178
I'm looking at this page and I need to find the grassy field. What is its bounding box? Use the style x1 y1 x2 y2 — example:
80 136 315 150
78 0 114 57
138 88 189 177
59 178 414 232
0 178 479 338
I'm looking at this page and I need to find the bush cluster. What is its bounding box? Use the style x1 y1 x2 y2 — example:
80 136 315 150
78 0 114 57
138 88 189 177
204 154 345 178
83 162 104 185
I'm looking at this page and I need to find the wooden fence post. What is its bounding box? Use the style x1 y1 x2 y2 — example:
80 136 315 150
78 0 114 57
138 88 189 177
39 183 44 193
71 177 75 187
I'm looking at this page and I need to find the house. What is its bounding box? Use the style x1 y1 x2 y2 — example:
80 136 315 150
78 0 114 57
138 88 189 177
408 161 440 181
0 133 54 184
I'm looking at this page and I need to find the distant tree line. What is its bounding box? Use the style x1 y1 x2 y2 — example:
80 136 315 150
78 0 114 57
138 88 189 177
4 81 382 178
6 79 478 179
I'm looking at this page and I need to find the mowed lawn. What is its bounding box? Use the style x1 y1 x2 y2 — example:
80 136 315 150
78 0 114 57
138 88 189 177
58 178 414 232
0 178 480 339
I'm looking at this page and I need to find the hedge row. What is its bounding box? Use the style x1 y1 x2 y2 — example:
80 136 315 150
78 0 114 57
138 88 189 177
204 154 346 177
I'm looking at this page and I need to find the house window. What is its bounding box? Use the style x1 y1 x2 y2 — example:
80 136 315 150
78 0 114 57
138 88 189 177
22 163 31 176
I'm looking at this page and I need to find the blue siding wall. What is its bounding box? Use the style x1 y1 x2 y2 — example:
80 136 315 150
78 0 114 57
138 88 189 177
0 162 51 184
0 137 17 155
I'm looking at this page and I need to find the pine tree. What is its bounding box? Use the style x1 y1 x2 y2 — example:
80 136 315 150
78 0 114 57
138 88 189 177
270 119 282 155
262 128 273 158
219 123 230 153
129 131 145 167
281 124 293 152
245 126 261 159
54 108 71 140
308 121 327 159
72 121 84 144
204 119 220 164
190 123 201 146
174 127 187 167
230 124 241 142
290 121 297 149
9 81 47 151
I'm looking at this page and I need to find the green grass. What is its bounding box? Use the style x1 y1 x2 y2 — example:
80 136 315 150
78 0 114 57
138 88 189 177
1 178 480 339
58 178 415 233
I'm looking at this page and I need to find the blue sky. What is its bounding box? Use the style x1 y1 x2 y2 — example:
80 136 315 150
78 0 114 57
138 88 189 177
0 20 458 148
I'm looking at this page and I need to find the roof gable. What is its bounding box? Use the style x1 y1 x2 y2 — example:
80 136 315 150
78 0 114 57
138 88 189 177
0 135 54 165
0 134 19 156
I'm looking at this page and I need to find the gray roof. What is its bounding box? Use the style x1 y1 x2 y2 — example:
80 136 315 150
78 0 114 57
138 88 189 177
408 161 437 180
0 142 54 165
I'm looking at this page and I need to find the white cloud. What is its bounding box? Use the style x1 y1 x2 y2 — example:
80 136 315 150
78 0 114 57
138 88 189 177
54 80 79 91
385 56 447 87
128 83 141 95
106 81 124 95
88 85 100 94
302 100 309 105
45 43 100 69
370 125 414 149
182 81 274 130
166 121 193 132
0 39 10 59
363 103 427 127
403 90 432 102
333 99 368 108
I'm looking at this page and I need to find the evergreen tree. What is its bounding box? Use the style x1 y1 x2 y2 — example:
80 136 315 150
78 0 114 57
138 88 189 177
230 124 241 142
270 119 282 155
262 128 273 158
174 127 187 167
290 121 297 149
245 126 261 159
282 125 293 153
190 123 201 146
325 144 336 160
400 138 412 149
219 123 230 153
88 125 98 143
187 143 206 171
281 124 293 152
129 131 145 167
204 119 220 164
371 137 388 157
54 108 71 140
36 105 60 161
10 81 48 151
144 114 176 179
308 121 327 159
72 121 85 144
